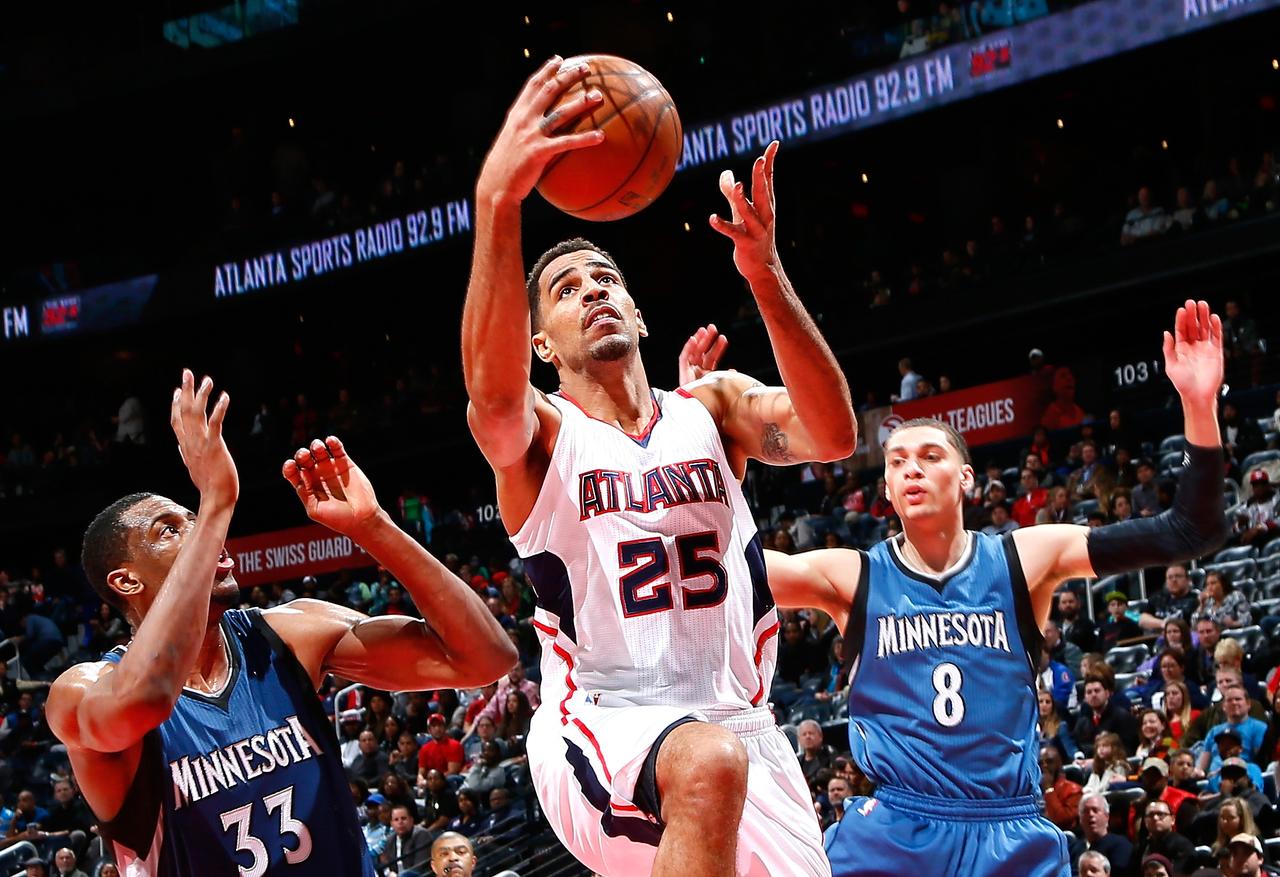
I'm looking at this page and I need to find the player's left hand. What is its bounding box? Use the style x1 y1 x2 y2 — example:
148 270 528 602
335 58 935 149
282 436 386 537
677 323 731 385
710 140 780 283
1163 299 1224 405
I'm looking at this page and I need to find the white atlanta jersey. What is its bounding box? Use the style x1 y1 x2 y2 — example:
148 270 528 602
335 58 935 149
512 387 780 716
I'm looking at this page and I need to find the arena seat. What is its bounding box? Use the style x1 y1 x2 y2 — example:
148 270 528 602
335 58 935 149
1159 434 1186 454
1243 450 1280 471
1105 645 1150 673
1222 625 1266 657
1214 545 1259 563
1203 558 1259 582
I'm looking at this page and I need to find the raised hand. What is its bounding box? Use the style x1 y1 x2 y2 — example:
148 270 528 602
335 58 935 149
1163 299 1224 404
710 140 780 283
677 323 731 385
169 369 237 507
476 55 606 204
282 436 385 537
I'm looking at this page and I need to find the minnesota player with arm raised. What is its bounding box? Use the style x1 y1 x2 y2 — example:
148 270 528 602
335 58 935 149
682 301 1228 876
45 372 514 877
461 56 855 877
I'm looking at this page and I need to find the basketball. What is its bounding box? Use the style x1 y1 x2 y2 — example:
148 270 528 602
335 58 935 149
536 54 682 222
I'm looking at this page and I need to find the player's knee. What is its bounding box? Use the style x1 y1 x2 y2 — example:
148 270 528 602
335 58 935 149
659 726 748 814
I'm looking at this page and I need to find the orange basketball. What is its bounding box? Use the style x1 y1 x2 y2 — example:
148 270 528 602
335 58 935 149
536 54 682 222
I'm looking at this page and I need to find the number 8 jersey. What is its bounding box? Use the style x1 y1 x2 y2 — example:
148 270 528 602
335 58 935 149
512 389 778 714
100 609 374 877
843 532 1044 799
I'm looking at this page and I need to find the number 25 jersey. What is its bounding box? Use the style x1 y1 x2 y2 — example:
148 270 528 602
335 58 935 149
843 532 1045 799
512 389 778 715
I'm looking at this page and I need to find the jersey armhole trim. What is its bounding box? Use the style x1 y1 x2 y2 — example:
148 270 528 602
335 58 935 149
1001 532 1044 676
840 549 871 689
248 609 328 695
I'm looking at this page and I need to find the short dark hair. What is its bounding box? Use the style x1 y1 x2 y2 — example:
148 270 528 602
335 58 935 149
82 492 155 613
886 417 972 465
525 238 625 331
1084 673 1114 692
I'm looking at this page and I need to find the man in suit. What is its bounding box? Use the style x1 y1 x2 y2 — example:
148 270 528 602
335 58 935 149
381 805 433 876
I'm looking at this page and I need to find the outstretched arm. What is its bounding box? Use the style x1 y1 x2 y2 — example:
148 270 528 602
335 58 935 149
691 146 855 465
48 371 239 754
276 437 516 691
1012 300 1229 623
763 548 860 631
462 56 603 470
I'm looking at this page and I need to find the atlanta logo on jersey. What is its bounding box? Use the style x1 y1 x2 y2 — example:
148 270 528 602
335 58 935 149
577 458 730 520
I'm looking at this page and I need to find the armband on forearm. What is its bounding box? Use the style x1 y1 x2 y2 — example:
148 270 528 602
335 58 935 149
1087 444 1229 577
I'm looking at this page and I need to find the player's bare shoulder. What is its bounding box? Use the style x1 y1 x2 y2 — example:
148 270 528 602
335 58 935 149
681 370 762 420
45 658 117 745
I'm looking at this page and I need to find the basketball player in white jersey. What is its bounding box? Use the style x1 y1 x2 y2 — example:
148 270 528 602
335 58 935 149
461 56 856 877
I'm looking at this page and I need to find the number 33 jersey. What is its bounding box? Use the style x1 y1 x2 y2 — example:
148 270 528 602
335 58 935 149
100 609 374 877
843 532 1045 799
512 389 778 715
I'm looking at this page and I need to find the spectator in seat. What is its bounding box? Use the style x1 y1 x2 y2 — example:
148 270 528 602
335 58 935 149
1198 689 1268 780
1069 794 1133 877
1133 757 1198 839
965 479 1008 530
1013 468 1049 528
1223 300 1265 390
776 620 825 685
445 789 483 838
476 663 541 724
475 788 525 846
1037 486 1072 525
1133 801 1195 875
1138 565 1198 632
1107 489 1134 524
390 731 421 786
1188 618 1221 689
51 849 86 877
1130 459 1162 518
419 769 460 835
1167 748 1200 794
1039 746 1082 832
348 729 390 784
417 713 465 787
823 775 852 830
430 832 477 877
1067 441 1114 504
981 503 1018 536
1044 619 1083 679
1194 570 1251 630
1120 186 1171 245
1222 401 1265 476
892 357 922 403
460 741 508 798
494 689 533 746
1076 850 1112 877
1210 796 1260 856
1082 732 1129 796
1161 685 1199 747
1037 690 1079 763
796 719 836 785
1099 591 1141 650
1074 675 1139 756
1135 710 1173 761
1225 832 1272 877
1041 368 1088 431
1056 589 1099 653
1236 470 1280 548
380 804 432 875
1169 186 1198 233
40 781 91 859
1037 646 1075 713
1182 668 1268 749
1202 759 1269 821
462 715 507 768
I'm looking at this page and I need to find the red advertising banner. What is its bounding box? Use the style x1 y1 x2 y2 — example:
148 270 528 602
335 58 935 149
885 374 1047 449
226 523 372 588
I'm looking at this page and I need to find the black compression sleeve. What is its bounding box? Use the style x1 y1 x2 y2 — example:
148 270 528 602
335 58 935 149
1086 443 1229 577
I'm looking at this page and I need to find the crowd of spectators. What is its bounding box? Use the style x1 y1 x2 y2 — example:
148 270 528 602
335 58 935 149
858 150 1280 313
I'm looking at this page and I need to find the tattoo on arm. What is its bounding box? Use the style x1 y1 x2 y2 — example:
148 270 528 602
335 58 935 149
761 422 795 463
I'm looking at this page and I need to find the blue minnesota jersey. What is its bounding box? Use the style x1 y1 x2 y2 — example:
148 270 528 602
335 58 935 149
843 532 1043 800
100 609 374 877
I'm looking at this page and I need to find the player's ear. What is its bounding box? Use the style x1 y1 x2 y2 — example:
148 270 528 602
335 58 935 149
635 308 648 339
958 463 975 494
107 568 143 600
531 331 557 366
